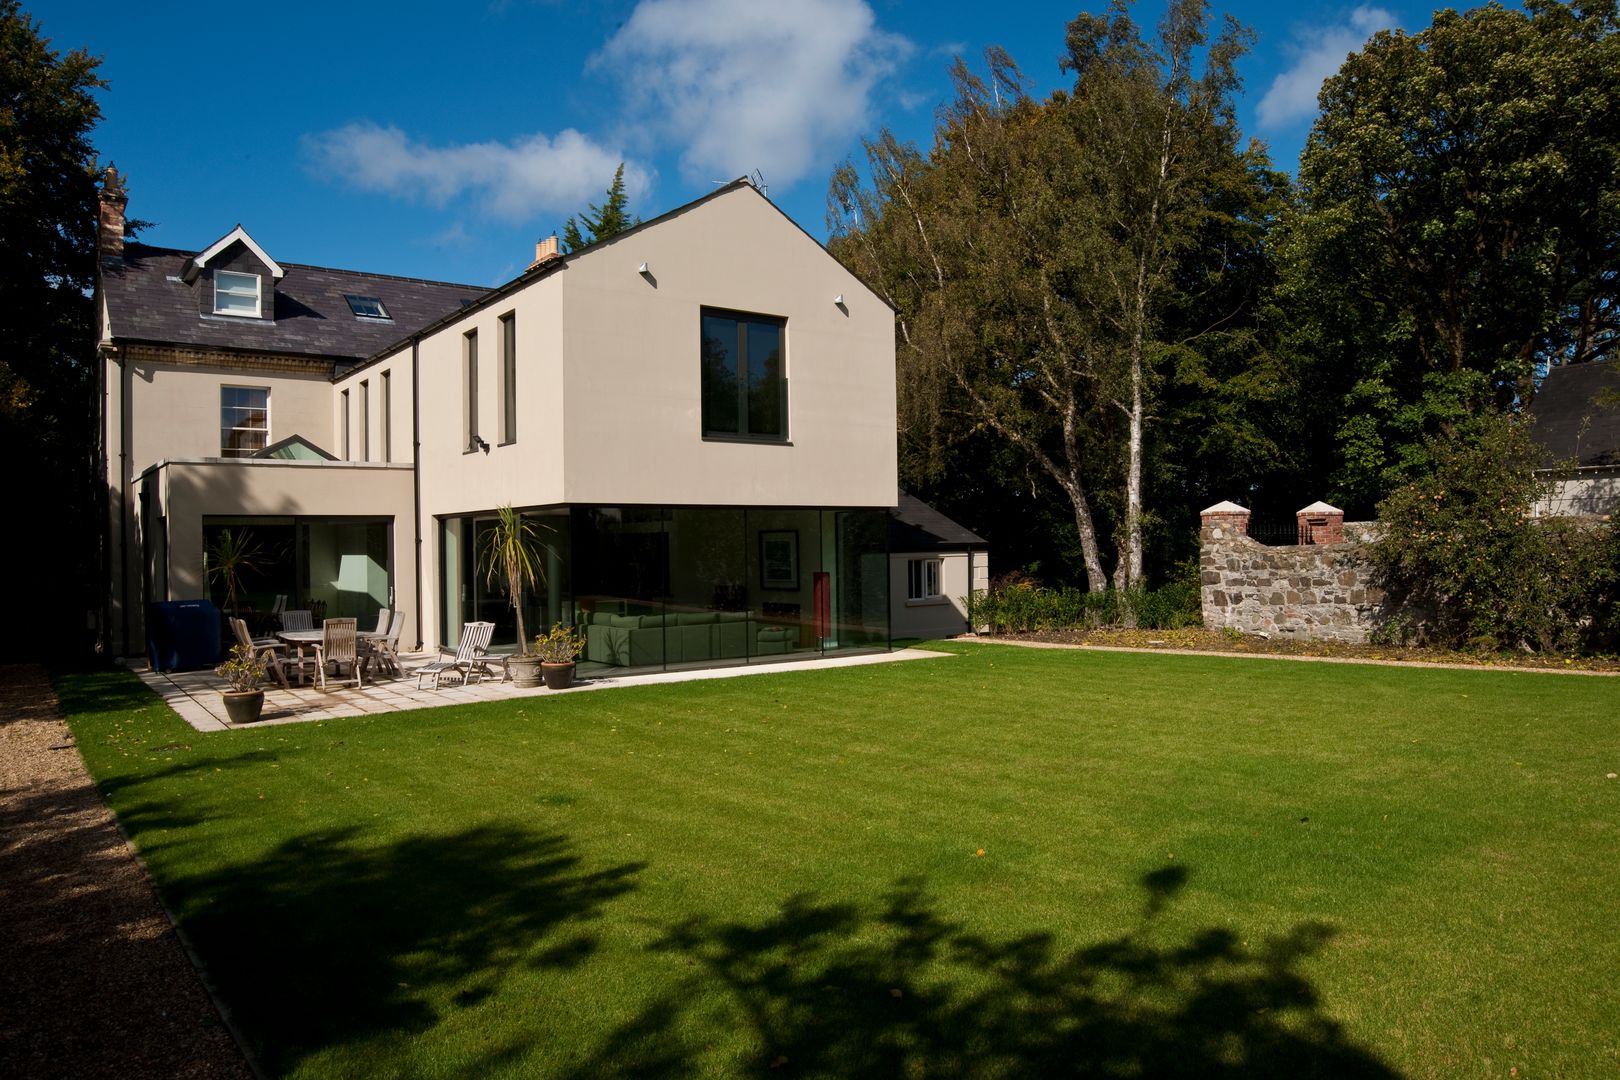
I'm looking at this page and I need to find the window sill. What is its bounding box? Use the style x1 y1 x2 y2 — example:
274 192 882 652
498 438 516 448
905 597 949 607
702 434 793 446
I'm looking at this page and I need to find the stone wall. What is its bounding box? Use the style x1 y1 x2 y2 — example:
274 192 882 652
1199 501 1384 643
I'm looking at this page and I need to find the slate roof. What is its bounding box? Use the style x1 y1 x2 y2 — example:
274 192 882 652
889 491 988 552
100 243 488 366
1529 360 1620 467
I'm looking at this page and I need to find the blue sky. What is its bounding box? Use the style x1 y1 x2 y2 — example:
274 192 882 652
35 0 1411 287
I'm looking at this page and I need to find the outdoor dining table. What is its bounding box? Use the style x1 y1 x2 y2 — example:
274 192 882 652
277 628 386 686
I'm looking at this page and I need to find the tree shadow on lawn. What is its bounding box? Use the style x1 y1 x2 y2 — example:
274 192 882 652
568 865 1402 1078
167 823 643 1077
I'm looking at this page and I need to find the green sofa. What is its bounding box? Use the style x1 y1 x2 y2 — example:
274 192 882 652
577 609 796 667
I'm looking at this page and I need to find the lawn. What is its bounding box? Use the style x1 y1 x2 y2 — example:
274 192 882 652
59 644 1620 1078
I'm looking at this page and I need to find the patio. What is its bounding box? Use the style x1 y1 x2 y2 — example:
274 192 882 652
132 647 950 732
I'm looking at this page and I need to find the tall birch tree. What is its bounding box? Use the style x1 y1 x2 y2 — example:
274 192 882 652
829 0 1265 596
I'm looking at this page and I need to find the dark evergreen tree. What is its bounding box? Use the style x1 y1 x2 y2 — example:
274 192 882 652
561 163 638 252
0 1 108 655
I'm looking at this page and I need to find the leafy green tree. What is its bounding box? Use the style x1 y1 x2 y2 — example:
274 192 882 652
830 0 1278 597
561 162 638 252
0 1 106 654
1281 0 1620 511
1372 414 1617 652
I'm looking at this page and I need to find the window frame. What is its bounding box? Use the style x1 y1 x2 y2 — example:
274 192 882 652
344 294 392 320
906 557 943 603
463 329 480 453
498 311 517 445
340 388 351 460
213 270 262 317
220 385 270 457
380 370 392 464
699 307 788 443
359 380 370 462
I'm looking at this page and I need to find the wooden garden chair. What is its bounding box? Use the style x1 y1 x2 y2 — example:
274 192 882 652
415 621 494 690
370 615 406 678
231 617 290 689
312 618 362 691
280 609 313 632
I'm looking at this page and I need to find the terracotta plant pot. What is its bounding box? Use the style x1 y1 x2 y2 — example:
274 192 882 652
541 662 576 690
222 690 265 724
507 655 543 689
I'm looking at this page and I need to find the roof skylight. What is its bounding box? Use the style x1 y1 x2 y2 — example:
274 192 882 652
345 295 391 320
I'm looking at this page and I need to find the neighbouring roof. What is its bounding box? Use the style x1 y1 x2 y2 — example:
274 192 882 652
253 434 335 461
889 491 988 553
100 243 488 363
1530 360 1620 467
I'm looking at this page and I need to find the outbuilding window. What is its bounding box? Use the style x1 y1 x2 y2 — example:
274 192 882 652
907 558 941 602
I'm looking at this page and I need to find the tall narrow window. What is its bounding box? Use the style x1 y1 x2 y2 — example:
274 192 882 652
220 386 269 456
341 389 350 459
700 308 786 440
499 312 517 444
463 329 479 452
359 380 370 462
380 370 392 463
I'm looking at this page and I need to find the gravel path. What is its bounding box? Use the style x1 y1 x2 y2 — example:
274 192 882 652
0 664 252 1079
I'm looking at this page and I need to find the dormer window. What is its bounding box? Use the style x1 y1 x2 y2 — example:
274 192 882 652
214 270 261 316
345 295 391 320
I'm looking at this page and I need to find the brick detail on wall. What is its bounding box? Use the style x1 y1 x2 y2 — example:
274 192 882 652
1200 513 1383 643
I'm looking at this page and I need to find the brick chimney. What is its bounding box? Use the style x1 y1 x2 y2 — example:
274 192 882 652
528 234 562 270
98 166 128 257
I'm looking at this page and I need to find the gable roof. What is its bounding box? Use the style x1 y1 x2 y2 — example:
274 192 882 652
100 244 488 364
889 491 988 552
1529 360 1620 467
182 225 285 282
346 178 895 375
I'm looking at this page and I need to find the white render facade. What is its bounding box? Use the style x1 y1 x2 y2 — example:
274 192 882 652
98 180 905 671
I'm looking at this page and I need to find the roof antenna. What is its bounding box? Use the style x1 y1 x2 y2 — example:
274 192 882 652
749 170 767 196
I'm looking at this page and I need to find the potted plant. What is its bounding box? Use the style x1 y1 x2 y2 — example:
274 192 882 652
533 623 586 689
205 527 264 621
215 643 269 724
479 505 556 688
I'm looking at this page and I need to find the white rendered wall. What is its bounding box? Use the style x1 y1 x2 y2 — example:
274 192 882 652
889 551 984 640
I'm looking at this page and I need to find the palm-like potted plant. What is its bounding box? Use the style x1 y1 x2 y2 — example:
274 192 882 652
533 622 586 689
206 527 264 621
479 505 556 688
215 643 269 724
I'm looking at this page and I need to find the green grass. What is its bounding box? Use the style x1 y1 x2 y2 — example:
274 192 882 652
58 644 1620 1078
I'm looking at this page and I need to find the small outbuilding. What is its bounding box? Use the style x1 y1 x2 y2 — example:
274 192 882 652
888 492 989 640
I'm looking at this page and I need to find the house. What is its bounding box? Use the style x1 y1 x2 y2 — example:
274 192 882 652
889 491 989 639
1529 359 1620 518
95 170 961 676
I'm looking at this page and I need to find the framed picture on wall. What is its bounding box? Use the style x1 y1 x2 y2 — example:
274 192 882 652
759 530 799 591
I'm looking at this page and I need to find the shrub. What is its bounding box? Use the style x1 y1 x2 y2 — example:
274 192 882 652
967 580 1202 633
1371 415 1619 653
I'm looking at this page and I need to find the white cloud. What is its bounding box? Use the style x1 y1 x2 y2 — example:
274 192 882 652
302 123 650 222
1256 6 1398 129
592 0 912 189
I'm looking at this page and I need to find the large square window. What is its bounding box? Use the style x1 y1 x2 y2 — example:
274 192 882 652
701 309 785 440
221 386 269 456
214 270 261 317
